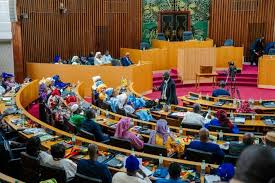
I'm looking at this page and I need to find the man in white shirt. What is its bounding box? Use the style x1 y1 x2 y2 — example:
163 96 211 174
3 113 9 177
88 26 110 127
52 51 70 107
45 143 77 180
112 155 152 183
181 103 205 127
102 50 112 64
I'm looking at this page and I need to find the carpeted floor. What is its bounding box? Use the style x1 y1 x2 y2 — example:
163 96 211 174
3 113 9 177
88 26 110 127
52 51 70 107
146 65 275 101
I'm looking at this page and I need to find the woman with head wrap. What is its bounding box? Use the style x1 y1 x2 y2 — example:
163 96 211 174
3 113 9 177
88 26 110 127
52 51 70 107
53 55 62 64
94 52 103 65
114 118 144 150
52 75 70 89
71 56 80 65
207 109 239 133
148 119 175 150
1 72 16 92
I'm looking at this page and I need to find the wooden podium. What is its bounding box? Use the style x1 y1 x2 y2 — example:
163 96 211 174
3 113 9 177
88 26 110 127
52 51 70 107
258 55 275 89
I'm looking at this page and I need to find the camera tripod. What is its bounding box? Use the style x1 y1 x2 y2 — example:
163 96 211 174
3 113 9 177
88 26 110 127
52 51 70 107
225 72 241 99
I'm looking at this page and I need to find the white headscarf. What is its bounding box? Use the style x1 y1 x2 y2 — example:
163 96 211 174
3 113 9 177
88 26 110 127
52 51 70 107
71 104 79 113
94 52 103 65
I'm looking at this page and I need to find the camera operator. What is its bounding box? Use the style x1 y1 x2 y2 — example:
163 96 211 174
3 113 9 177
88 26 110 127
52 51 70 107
228 61 238 79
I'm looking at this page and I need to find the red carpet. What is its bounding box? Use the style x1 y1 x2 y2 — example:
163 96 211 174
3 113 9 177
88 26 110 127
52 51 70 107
147 65 275 101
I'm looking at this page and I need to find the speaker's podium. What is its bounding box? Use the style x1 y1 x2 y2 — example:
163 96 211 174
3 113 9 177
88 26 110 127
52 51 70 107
258 55 275 89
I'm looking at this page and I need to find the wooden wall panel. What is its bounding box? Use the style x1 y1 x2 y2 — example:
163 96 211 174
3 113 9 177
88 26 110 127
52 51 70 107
15 0 142 67
209 0 275 60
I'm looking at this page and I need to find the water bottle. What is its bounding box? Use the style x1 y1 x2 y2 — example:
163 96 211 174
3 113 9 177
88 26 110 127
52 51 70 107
179 126 183 137
219 130 224 141
131 148 135 156
255 138 259 144
230 111 234 121
233 98 237 106
106 110 110 119
252 113 256 121
168 105 171 112
206 93 209 101
72 135 76 145
259 98 262 105
96 109 100 117
159 154 163 167
201 160 206 176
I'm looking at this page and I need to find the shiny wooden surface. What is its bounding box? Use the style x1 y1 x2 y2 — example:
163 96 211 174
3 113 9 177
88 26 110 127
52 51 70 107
15 0 142 62
216 47 244 70
0 172 24 183
178 48 216 83
258 55 275 89
209 0 275 60
120 48 169 71
26 63 152 96
152 39 214 68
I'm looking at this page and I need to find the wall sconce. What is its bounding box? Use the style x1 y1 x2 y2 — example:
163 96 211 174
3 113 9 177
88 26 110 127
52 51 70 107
19 13 28 20
59 3 67 14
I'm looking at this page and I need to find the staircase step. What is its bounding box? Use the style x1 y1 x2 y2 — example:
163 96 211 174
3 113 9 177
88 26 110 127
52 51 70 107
217 77 257 82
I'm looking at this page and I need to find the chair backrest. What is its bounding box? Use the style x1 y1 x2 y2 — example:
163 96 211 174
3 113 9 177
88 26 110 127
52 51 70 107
117 107 126 116
183 31 193 41
224 39 234 46
144 143 167 156
157 33 166 40
224 154 239 165
200 65 213 74
185 148 213 163
73 173 102 183
268 48 275 55
208 125 231 133
20 152 41 183
40 163 67 183
78 129 95 141
181 123 202 130
111 59 121 66
64 119 77 134
140 42 150 50
109 136 132 150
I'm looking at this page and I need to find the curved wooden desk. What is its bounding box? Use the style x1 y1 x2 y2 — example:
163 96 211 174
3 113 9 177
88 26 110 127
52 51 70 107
128 83 275 132
1 80 220 179
0 172 24 183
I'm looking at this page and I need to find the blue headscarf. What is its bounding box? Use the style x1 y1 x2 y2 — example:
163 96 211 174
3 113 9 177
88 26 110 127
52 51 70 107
217 163 235 181
1 72 14 80
52 75 69 89
53 55 61 63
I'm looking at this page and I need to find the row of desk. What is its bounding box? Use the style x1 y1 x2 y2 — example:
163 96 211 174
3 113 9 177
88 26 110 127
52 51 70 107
0 80 222 182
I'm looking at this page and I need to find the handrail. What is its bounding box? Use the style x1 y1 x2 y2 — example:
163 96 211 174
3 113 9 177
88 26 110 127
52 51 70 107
14 80 218 170
0 172 24 183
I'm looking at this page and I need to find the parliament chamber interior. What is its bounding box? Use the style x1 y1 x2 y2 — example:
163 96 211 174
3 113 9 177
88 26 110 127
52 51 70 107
1 0 275 182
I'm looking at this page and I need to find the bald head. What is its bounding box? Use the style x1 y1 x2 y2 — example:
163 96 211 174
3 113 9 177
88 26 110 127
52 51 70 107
88 144 98 160
199 128 209 142
243 132 254 145
193 103 201 113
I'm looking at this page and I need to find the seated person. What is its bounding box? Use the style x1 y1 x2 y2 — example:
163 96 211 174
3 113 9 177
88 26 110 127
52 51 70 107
87 51 95 65
102 50 112 64
230 145 275 183
53 55 63 64
121 52 133 66
77 144 112 183
112 155 151 183
1 72 16 92
71 56 80 65
69 104 85 128
205 109 239 133
229 132 254 156
156 163 188 183
148 119 183 154
52 75 70 89
181 104 205 127
26 136 52 164
114 118 144 150
94 52 104 65
236 101 255 113
80 109 109 142
186 128 225 161
46 143 77 180
212 80 230 97
264 131 275 149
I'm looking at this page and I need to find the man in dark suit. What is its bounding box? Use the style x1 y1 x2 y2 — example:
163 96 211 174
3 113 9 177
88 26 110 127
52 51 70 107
157 72 178 105
80 109 109 142
121 52 133 66
77 144 112 183
228 132 254 156
187 128 225 162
